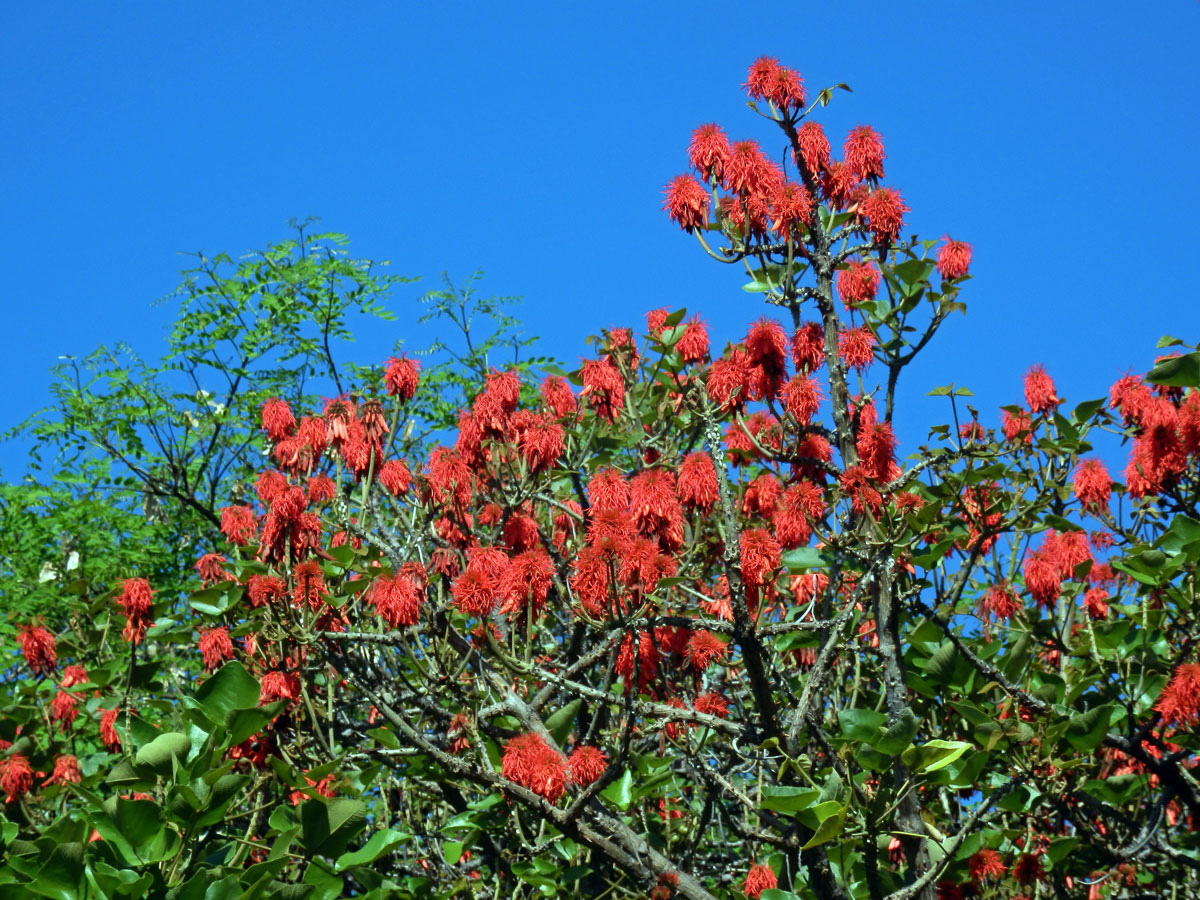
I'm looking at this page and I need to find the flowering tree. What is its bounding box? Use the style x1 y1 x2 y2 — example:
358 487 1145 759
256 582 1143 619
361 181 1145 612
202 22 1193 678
2 58 1199 900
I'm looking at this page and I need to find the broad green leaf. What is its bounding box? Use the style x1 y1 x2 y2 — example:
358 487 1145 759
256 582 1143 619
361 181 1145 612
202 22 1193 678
902 740 972 774
601 770 633 810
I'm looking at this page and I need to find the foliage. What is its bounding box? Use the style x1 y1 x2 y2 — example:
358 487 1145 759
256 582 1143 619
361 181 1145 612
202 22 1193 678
1 59 1199 900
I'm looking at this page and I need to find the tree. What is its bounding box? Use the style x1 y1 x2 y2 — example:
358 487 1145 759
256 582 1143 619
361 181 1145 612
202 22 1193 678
1 57 1198 900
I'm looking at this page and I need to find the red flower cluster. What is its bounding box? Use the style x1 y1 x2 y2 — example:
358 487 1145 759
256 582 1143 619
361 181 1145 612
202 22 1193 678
501 733 568 802
118 578 155 645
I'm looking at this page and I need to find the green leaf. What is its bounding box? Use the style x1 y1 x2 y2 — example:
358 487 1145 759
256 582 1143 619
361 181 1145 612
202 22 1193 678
742 281 771 293
872 708 918 755
1147 351 1200 387
190 662 261 725
838 709 887 742
902 739 972 774
299 798 368 858
1066 704 1115 752
781 547 827 573
1156 335 1185 348
924 642 958 683
545 699 582 747
134 732 191 775
334 828 407 871
600 770 633 810
760 786 820 813
801 803 847 849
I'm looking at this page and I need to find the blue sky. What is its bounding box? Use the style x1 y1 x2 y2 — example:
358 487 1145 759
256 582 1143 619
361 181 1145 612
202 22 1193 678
3 3 1199 477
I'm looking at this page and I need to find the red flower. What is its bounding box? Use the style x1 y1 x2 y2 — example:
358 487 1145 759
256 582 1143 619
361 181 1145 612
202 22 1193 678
723 140 782 195
0 755 33 803
580 358 626 422
844 125 886 180
740 529 781 589
1110 373 1155 426
678 453 719 511
499 549 555 619
795 120 830 175
1073 458 1112 511
676 315 710 363
118 578 155 645
1082 587 1110 620
1024 365 1059 414
694 692 730 718
743 863 778 899
860 186 908 245
1156 662 1200 726
821 160 862 210
515 412 565 473
18 625 56 676
194 553 229 586
452 567 500 618
371 571 423 628
838 326 876 371
199 628 235 671
291 559 328 611
376 459 412 497
100 707 123 752
1023 551 1062 608
792 322 826 373
688 123 731 183
260 671 301 705
837 260 880 308
219 505 257 545
630 468 684 549
44 755 82 787
1013 853 1045 885
501 733 568 802
663 174 710 233
384 356 420 401
261 397 296 441
706 353 752 412
427 446 473 510
937 238 972 280
980 584 1021 622
1002 408 1034 445
968 848 1007 882
540 375 577 418
745 56 806 111
685 631 726 671
567 746 608 786
60 665 88 688
588 468 630 512
769 181 814 233
50 690 78 733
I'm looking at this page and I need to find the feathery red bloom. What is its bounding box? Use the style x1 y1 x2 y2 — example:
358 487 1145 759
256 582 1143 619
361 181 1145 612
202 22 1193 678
937 239 972 280
60 665 88 688
860 186 908 245
967 848 1007 882
706 353 752 412
567 746 608 786
745 319 788 400
260 670 301 705
844 125 886 180
588 468 630 512
194 553 229 587
769 180 814 233
291 559 328 612
1013 854 1045 885
630 469 684 548
663 175 710 233
1024 365 1059 414
795 120 830 175
540 375 577 419
694 692 730 718
792 322 826 373
118 578 154 645
18 624 56 676
980 584 1021 622
837 260 880 308
1023 551 1062 608
1002 408 1034 444
741 529 781 589
781 373 823 424
370 572 423 628
676 315 710 363
838 326 876 371
580 358 625 422
1 755 33 803
384 356 420 401
723 140 782 195
499 549 555 619
44 754 82 787
199 628 235 671
1082 587 1110 620
1109 373 1155 427
427 446 473 510
501 733 568 802
821 160 862 210
677 452 719 511
515 413 565 473
1073 458 1112 511
49 689 78 733
375 459 411 497
261 397 296 441
745 56 806 110
247 574 286 608
219 505 257 545
743 863 778 899
1156 662 1200 726
688 123 731 183
452 567 499 618
685 631 726 671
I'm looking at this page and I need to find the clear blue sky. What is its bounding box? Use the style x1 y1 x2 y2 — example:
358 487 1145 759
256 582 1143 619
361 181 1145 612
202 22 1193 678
3 3 1199 477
